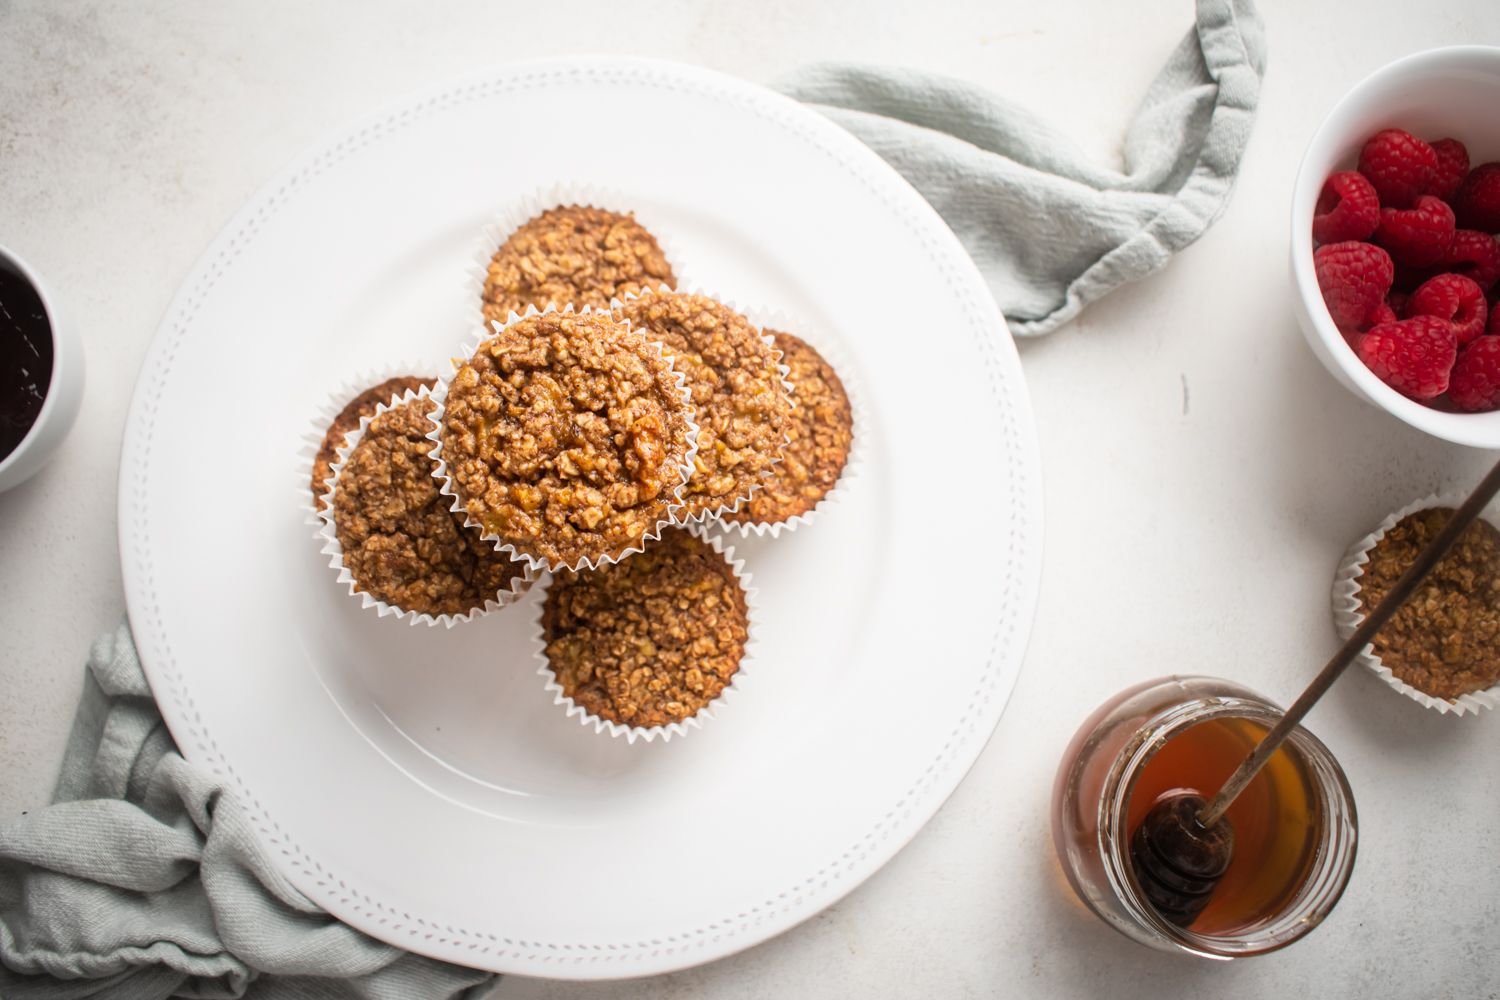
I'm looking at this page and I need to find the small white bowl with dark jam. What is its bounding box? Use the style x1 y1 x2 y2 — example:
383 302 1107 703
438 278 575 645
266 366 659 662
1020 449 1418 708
0 244 83 492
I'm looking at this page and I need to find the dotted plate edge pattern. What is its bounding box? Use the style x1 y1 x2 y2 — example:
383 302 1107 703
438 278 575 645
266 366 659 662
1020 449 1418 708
118 57 1041 975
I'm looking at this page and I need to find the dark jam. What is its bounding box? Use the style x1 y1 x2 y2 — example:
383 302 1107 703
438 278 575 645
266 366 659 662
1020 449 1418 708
0 263 52 462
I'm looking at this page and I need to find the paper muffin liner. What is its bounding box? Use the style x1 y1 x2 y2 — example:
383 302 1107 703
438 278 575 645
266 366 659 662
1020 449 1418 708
528 530 758 744
465 182 687 326
298 360 435 528
427 302 701 573
1332 491 1500 715
315 382 537 628
609 285 796 527
711 305 866 539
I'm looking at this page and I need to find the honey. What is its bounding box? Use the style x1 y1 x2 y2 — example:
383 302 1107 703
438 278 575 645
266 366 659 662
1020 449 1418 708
1051 676 1357 958
1126 716 1320 935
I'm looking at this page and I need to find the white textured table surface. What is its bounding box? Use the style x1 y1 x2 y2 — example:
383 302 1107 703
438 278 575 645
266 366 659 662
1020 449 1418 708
2 2 1497 997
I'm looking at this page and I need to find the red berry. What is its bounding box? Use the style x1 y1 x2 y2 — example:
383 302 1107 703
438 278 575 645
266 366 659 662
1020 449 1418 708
1428 138 1470 201
1454 163 1500 231
1405 273 1489 345
1366 302 1398 329
1358 129 1437 208
1314 171 1381 244
1449 337 1500 412
1356 316 1457 400
1445 230 1500 292
1315 241 1394 331
1375 195 1456 267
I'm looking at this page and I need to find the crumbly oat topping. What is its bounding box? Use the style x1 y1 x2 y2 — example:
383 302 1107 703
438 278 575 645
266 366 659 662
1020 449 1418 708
613 292 791 519
312 376 433 511
542 530 749 727
332 396 526 617
439 311 695 567
1357 507 1500 700
723 331 853 527
481 205 675 327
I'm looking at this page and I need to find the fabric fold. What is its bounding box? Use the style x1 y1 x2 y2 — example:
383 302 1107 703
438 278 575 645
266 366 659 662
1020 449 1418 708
776 0 1266 336
0 623 494 1000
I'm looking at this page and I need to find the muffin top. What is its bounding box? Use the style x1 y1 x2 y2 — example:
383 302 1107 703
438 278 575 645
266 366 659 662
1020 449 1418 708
542 530 749 728
612 292 791 519
312 375 433 511
481 205 675 327
332 396 527 617
1358 507 1500 700
722 331 853 527
438 310 695 568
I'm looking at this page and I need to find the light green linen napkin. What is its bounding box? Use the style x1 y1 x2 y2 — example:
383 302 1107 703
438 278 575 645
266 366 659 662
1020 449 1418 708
0 624 494 999
777 0 1266 336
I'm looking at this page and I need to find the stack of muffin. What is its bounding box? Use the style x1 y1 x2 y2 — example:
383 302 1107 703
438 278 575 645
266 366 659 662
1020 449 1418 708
312 202 856 738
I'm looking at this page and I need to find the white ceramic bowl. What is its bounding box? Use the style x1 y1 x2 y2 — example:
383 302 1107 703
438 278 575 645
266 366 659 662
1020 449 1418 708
0 244 83 492
1291 46 1500 449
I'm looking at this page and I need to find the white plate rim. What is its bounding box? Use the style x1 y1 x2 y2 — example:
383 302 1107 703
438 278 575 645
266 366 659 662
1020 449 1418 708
117 55 1044 979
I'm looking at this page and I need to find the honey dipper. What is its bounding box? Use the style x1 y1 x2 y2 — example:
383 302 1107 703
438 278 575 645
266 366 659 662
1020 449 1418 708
1131 456 1500 928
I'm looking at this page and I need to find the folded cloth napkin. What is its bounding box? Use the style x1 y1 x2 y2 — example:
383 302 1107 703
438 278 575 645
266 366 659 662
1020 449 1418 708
0 6 1267 997
0 624 495 1000
776 0 1267 337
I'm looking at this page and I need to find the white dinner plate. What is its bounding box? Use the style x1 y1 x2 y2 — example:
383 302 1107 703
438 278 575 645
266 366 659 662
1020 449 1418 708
118 56 1043 979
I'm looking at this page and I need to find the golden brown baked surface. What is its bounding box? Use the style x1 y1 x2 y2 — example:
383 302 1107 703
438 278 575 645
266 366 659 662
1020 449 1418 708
481 205 675 327
312 376 433 511
332 396 526 617
613 292 790 519
439 311 695 567
542 530 748 727
1357 507 1500 700
723 331 853 527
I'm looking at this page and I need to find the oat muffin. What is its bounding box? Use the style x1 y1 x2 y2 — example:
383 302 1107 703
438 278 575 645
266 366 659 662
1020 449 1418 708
613 292 791 520
312 375 433 511
542 531 749 728
437 310 695 568
481 205 675 327
722 331 853 527
1356 507 1500 700
331 395 528 618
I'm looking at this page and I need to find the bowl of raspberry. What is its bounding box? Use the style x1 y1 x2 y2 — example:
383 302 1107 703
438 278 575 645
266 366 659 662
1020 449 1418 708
1292 46 1500 448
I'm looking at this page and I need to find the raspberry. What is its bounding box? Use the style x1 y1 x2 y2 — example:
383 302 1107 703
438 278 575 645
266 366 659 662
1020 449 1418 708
1446 230 1500 292
1366 302 1398 329
1313 171 1380 244
1428 138 1470 201
1405 273 1489 345
1314 241 1393 331
1356 316 1457 400
1449 337 1500 412
1375 195 1456 267
1358 128 1437 208
1454 163 1500 231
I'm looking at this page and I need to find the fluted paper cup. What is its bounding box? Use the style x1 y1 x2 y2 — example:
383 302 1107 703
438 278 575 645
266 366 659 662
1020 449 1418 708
299 361 434 526
609 285 795 527
713 306 865 539
316 383 536 627
1332 491 1500 715
466 182 685 326
427 303 699 573
529 530 757 744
